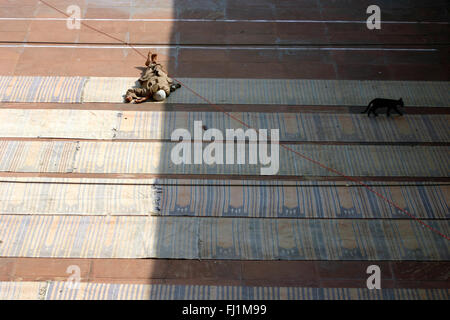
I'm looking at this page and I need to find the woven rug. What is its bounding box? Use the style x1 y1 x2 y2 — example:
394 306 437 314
1 76 449 107
0 109 448 142
0 178 447 219
0 281 448 300
0 140 447 177
0 215 447 260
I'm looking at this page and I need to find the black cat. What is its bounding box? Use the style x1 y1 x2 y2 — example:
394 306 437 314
362 98 404 117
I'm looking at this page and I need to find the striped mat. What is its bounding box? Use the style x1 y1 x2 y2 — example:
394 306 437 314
83 78 450 107
0 76 85 103
0 281 448 300
1 109 449 142
0 140 448 177
0 76 449 107
0 178 448 219
0 215 448 260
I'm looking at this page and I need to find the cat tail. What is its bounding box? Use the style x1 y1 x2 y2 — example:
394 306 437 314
361 100 373 113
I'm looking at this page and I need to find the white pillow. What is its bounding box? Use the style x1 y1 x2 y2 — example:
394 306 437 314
152 89 166 101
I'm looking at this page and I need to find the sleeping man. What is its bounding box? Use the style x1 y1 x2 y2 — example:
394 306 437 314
125 51 181 103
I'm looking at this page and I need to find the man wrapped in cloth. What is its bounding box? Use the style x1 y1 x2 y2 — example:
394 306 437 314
125 51 181 103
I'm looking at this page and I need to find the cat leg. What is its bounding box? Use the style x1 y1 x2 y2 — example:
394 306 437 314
362 103 371 114
387 108 390 117
394 107 403 116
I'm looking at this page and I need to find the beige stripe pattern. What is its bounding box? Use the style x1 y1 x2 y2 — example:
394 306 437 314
0 215 448 260
0 109 448 143
0 281 448 300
